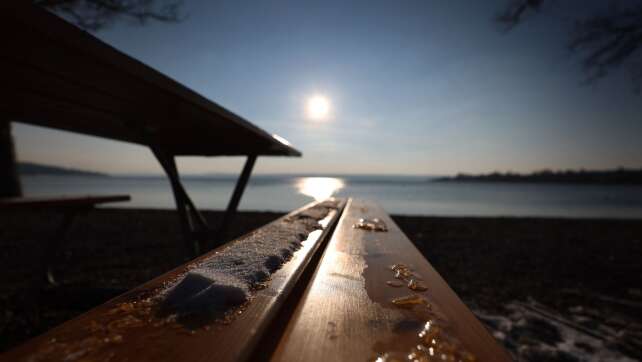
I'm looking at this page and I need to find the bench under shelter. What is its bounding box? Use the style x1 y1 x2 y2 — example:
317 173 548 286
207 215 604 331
1 3 301 257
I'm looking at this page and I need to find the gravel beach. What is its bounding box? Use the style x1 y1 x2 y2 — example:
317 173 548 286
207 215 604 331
1 208 640 361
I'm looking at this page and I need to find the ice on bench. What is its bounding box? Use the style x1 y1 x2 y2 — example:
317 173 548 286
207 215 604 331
161 270 248 318
159 200 338 321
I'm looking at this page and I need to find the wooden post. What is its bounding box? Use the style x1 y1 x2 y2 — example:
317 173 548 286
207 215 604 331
150 146 217 258
42 209 80 286
0 120 22 198
213 155 257 246
151 148 198 258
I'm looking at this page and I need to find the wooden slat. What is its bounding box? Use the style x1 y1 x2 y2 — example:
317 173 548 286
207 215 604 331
270 199 512 361
0 199 346 362
0 195 131 209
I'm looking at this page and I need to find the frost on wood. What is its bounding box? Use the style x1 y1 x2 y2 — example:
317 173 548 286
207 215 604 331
160 270 248 319
475 300 639 362
159 200 338 321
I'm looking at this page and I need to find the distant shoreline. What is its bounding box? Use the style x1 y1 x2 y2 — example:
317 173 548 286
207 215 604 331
16 162 642 185
17 162 107 177
434 168 642 185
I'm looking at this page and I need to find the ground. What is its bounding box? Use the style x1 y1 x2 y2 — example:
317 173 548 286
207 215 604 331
395 215 642 361
0 209 640 360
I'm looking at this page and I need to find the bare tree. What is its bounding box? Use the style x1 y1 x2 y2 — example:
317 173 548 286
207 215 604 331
497 0 642 92
34 0 183 30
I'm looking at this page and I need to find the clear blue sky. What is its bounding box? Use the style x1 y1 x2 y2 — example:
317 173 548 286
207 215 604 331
14 0 642 175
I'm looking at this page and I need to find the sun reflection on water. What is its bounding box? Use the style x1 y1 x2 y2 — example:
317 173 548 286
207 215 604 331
297 177 345 201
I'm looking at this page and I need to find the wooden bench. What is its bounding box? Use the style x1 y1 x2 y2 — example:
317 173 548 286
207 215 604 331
2 3 302 259
0 198 510 361
0 195 130 287
0 195 130 210
269 199 510 361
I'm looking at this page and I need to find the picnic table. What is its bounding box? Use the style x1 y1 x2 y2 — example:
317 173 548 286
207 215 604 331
0 199 512 361
1 2 300 257
0 195 131 287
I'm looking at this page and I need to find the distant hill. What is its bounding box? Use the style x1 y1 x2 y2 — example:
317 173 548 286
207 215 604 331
434 168 642 185
18 162 107 177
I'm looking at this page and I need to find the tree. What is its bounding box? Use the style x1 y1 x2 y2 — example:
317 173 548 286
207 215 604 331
34 0 183 30
497 0 642 92
0 0 183 198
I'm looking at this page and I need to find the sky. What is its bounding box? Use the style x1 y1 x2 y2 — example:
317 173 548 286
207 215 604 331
13 0 642 176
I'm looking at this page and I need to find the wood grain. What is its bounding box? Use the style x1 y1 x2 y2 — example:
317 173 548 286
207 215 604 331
0 200 345 362
270 199 512 362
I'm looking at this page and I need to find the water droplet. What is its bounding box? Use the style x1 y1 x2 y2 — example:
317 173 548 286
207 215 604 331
372 353 404 362
386 280 404 287
391 264 413 280
391 294 430 307
407 279 428 292
377 319 476 362
394 270 404 280
353 218 388 232
418 322 441 344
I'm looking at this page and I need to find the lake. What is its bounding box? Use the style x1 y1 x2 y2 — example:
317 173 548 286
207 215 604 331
21 175 642 218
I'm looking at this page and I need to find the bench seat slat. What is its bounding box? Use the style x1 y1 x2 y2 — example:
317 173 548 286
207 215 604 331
270 199 511 361
0 199 346 362
0 195 131 209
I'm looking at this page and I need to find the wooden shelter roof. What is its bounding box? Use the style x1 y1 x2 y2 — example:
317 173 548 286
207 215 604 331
0 3 300 157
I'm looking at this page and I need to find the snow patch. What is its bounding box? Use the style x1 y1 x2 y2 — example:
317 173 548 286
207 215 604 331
475 300 638 362
160 270 248 318
158 200 338 321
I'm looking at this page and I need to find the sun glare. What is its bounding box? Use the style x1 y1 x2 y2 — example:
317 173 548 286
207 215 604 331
306 95 331 121
297 177 344 201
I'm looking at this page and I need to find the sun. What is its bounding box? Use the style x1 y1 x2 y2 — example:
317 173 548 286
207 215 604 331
306 95 331 121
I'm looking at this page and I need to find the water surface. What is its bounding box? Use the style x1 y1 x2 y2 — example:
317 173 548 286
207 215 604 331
21 175 642 218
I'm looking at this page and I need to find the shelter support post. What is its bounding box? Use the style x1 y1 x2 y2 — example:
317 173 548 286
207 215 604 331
151 148 209 258
212 155 257 248
0 119 22 198
41 209 81 287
